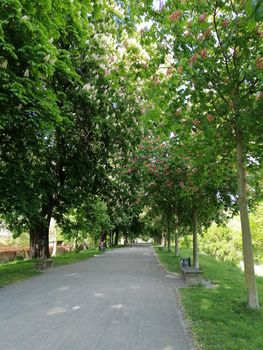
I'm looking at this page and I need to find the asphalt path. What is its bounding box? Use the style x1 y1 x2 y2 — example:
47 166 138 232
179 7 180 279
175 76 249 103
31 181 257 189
0 246 195 350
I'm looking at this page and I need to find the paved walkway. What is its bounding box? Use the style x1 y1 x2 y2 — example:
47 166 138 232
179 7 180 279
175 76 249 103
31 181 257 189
0 246 195 350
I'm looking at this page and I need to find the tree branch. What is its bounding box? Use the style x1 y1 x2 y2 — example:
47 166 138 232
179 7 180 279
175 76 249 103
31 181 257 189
213 2 231 77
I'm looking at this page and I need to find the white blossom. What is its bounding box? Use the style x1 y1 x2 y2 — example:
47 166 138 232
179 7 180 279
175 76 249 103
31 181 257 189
44 54 51 62
1 60 8 69
83 83 91 91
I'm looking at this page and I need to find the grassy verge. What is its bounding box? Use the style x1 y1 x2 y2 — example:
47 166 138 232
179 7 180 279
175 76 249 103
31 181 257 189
154 246 192 273
154 246 263 350
154 246 181 272
53 247 102 266
0 247 102 288
0 260 40 288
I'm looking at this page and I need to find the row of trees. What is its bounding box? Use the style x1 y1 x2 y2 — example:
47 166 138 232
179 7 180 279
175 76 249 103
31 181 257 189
0 0 262 309
0 1 149 257
124 0 262 309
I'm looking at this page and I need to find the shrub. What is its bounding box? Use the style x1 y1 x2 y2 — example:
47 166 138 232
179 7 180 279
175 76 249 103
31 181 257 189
199 224 242 264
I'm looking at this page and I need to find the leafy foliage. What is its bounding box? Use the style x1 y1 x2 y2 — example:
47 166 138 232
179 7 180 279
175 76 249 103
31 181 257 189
199 224 242 264
0 0 148 257
138 0 262 308
61 197 111 248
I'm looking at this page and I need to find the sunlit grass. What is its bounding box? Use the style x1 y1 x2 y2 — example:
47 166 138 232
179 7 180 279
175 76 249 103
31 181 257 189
0 260 40 287
155 246 263 350
53 248 102 266
154 246 181 273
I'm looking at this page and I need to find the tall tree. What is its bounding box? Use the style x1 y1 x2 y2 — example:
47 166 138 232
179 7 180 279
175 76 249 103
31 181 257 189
0 0 148 258
141 0 262 308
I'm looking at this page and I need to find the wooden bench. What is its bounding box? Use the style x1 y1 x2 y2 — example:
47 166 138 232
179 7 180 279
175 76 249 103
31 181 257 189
180 266 203 286
35 259 54 271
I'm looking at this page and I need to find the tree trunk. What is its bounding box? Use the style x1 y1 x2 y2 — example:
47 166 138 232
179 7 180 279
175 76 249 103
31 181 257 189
236 127 259 308
24 249 29 259
109 229 113 247
114 227 119 246
29 198 54 259
74 236 79 252
175 225 179 257
50 218 57 257
167 215 171 252
192 205 199 269
29 228 39 259
162 232 167 248
29 221 50 259
51 237 57 257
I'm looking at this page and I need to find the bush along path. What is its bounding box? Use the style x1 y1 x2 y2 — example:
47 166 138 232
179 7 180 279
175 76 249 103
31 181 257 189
155 247 263 350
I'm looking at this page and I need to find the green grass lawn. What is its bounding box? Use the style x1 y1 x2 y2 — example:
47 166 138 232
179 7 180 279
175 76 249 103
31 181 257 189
155 246 263 350
0 259 40 287
0 247 102 288
53 247 102 266
155 246 182 273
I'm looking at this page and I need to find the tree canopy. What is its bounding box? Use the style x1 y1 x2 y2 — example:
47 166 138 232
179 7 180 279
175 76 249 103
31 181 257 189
0 0 262 309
